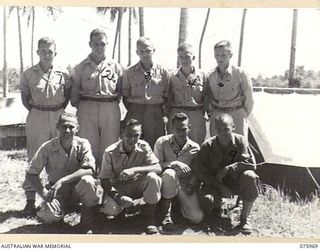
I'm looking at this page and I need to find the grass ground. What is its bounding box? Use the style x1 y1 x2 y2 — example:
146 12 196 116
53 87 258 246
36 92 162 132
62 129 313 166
0 149 320 239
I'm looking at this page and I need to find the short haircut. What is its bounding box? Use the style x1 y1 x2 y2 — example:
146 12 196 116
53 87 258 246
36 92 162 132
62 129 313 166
90 28 107 41
172 112 189 126
214 40 232 52
58 112 78 125
123 119 142 132
214 113 234 126
136 37 154 48
177 42 193 54
38 37 56 51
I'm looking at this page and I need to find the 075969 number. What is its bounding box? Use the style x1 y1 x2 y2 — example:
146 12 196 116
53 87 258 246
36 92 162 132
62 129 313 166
300 244 318 248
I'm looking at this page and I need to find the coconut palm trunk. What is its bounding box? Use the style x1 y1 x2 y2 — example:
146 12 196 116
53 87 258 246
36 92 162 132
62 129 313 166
3 6 9 97
288 9 298 87
128 8 132 66
177 8 189 67
31 7 35 66
138 7 145 36
17 7 24 76
117 8 123 64
238 8 247 67
198 8 211 69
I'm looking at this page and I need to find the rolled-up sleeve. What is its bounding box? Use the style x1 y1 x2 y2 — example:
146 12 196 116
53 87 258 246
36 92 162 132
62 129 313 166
121 69 130 98
70 65 81 107
26 146 47 175
79 140 96 173
98 151 114 179
240 70 254 115
144 144 160 165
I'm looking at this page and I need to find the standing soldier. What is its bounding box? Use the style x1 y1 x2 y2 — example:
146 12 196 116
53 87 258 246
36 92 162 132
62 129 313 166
20 37 71 216
206 40 253 140
122 37 170 149
70 29 123 172
166 43 206 145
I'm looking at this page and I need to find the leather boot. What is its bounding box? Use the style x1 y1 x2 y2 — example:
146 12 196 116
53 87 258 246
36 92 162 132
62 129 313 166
142 204 159 235
238 200 254 234
22 199 36 217
158 198 174 231
79 206 96 234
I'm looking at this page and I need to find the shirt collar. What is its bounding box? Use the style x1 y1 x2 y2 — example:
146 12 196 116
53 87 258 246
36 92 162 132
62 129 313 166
118 140 143 155
169 134 193 151
134 61 157 73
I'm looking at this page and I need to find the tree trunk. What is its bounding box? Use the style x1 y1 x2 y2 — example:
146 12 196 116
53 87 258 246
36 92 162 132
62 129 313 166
198 8 210 69
31 7 35 66
128 8 132 66
17 7 24 76
138 7 145 36
177 8 189 67
3 6 9 97
117 8 123 64
288 9 298 87
238 8 247 67
112 13 120 60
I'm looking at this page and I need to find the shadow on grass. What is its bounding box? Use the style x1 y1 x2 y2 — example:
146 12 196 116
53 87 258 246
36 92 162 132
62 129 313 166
1 208 242 236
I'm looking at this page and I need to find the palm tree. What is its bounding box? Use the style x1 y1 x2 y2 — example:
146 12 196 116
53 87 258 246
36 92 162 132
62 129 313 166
198 8 211 69
9 7 24 76
97 7 127 63
177 8 189 67
138 7 145 36
127 7 137 66
3 6 9 97
23 6 60 66
238 8 247 67
288 9 298 87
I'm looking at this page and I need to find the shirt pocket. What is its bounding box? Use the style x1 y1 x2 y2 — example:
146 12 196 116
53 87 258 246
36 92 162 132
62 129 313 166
81 70 98 92
50 73 65 101
148 75 164 97
101 69 118 94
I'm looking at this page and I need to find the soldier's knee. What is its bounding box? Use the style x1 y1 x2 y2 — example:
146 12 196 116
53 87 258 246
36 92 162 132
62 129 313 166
145 172 162 185
239 170 259 201
79 175 95 185
161 169 178 199
188 210 204 224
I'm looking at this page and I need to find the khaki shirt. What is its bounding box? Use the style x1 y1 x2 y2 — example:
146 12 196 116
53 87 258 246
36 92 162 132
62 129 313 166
167 67 206 110
70 55 123 106
195 134 254 182
206 65 254 114
122 62 170 104
26 136 96 184
154 134 200 170
20 64 71 106
98 139 159 185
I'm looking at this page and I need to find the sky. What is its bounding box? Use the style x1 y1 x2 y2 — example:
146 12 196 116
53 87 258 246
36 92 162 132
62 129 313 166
1 6 320 78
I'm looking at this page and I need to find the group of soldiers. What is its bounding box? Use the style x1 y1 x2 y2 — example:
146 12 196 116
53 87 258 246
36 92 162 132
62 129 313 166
20 28 259 235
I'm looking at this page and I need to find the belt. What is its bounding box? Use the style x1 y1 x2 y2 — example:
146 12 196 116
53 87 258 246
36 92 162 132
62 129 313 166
80 96 117 102
171 105 203 111
31 103 64 111
212 104 243 112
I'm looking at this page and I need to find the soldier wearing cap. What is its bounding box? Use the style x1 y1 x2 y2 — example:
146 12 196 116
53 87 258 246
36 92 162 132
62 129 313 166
20 37 72 216
70 28 123 172
206 40 254 140
98 119 162 235
25 113 99 233
122 37 170 149
166 43 207 145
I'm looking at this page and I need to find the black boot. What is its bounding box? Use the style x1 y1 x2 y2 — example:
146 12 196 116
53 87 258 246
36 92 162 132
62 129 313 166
142 204 159 235
158 198 174 231
22 199 36 217
79 206 96 234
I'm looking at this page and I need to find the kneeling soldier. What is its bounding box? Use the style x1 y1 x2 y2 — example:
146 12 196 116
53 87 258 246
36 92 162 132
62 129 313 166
25 113 99 233
154 113 204 230
194 113 259 234
98 119 162 234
